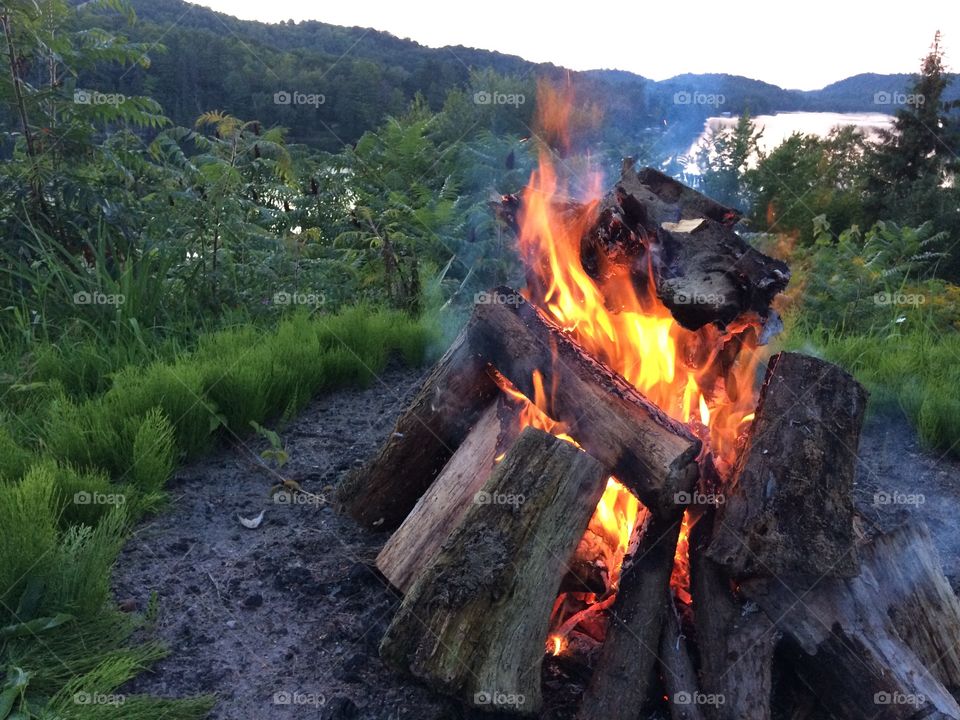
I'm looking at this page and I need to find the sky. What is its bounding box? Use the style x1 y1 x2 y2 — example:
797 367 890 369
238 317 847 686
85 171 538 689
188 0 957 90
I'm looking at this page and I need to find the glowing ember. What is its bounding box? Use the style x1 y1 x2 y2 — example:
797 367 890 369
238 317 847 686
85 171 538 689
548 634 566 656
670 511 695 606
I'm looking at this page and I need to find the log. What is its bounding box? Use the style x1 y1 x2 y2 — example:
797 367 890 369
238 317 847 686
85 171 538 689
380 427 607 714
690 512 778 720
742 523 960 720
468 290 701 516
376 396 518 593
576 510 683 720
707 352 867 578
338 319 498 529
582 162 789 331
660 594 707 720
875 523 960 693
636 166 742 226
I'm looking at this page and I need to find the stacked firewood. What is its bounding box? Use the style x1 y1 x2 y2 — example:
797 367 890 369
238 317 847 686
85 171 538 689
336 165 960 719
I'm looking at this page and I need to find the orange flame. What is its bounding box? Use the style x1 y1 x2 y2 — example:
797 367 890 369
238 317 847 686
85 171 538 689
517 83 766 655
517 148 761 474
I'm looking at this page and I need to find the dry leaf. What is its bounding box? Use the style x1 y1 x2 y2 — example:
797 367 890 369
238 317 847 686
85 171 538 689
238 510 265 529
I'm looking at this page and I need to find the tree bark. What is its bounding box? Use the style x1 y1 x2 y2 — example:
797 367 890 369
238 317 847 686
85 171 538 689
375 396 518 593
707 351 867 578
660 593 707 720
380 427 607 715
742 523 960 720
690 512 778 720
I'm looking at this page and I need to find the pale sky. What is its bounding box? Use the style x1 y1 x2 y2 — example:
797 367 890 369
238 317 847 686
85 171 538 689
189 0 956 91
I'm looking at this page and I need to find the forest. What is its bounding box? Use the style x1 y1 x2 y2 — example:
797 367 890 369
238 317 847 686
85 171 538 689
0 0 958 717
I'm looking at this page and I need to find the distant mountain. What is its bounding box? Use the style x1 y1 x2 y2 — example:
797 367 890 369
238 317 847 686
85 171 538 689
77 0 958 153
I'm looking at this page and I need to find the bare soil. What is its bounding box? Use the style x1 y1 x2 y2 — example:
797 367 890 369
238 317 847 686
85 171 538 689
113 364 960 719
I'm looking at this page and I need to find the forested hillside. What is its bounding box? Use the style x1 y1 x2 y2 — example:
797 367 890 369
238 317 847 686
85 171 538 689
68 0 958 152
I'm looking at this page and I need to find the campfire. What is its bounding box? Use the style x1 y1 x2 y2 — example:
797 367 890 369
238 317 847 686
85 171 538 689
337 96 960 720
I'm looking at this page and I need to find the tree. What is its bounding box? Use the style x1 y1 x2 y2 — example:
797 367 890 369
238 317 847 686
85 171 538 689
746 127 870 244
865 31 960 277
696 109 762 209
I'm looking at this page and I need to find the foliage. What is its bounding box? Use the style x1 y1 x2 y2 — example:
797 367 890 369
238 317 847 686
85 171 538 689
864 31 960 278
790 217 952 332
696 110 762 208
745 127 870 244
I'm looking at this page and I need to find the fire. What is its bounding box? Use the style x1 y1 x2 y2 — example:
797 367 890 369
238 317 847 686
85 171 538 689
494 372 644 656
517 150 761 474
509 84 766 657
670 511 694 606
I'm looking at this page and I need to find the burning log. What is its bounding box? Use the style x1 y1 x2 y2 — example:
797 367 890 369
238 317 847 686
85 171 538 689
584 163 790 331
742 523 960 720
375 396 519 593
690 512 779 720
707 352 867 578
339 321 498 529
576 511 682 720
659 595 706 720
499 161 790 332
467 290 701 516
380 427 608 714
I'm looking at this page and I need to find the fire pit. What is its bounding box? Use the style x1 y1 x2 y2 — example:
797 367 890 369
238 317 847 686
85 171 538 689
337 142 960 719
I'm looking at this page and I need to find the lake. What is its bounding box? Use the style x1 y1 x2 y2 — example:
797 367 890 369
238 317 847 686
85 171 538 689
682 111 895 172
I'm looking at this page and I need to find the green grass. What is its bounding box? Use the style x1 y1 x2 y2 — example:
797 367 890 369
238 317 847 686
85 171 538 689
783 316 960 457
0 305 436 719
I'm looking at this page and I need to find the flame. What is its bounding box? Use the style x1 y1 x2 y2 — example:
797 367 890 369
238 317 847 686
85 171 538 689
670 511 694 605
516 83 766 656
517 150 761 473
548 634 566 656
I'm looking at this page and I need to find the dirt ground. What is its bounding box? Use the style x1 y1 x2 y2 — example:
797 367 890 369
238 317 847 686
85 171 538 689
113 363 960 719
